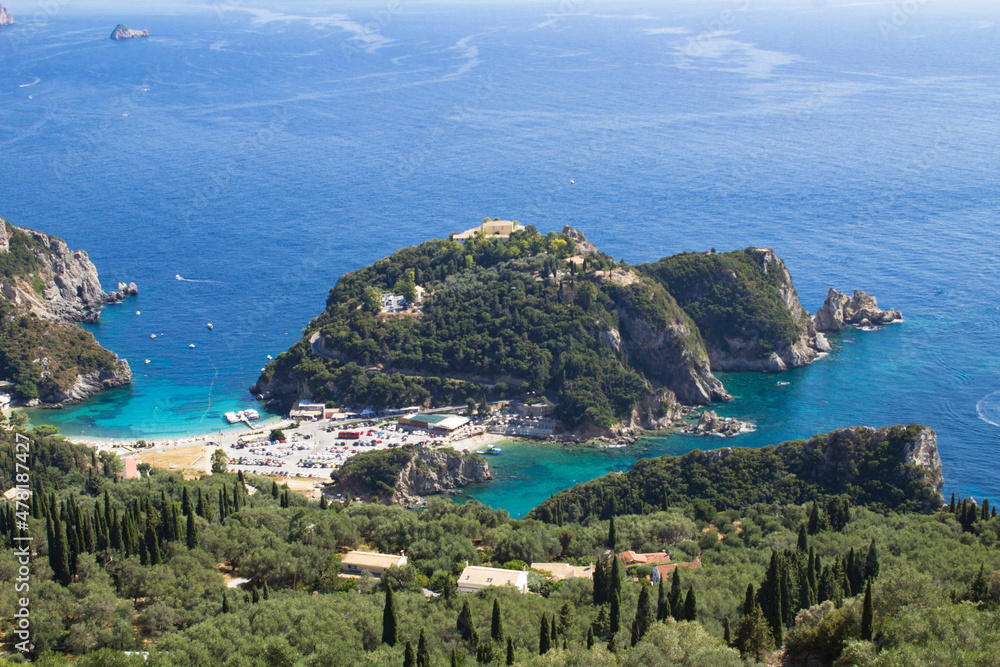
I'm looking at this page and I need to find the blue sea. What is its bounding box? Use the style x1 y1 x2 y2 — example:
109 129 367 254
2 0 998 516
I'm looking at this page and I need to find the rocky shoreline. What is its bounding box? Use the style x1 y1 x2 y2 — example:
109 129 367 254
814 288 902 332
110 24 149 41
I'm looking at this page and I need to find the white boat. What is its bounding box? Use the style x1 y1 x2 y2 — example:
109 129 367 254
150 334 156 339
776 381 790 387
189 344 196 348
207 323 213 330
175 274 182 280
144 359 151 364
136 311 141 315
266 355 273 360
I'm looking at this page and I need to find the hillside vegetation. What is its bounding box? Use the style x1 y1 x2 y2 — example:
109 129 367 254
256 229 824 430
1 425 997 666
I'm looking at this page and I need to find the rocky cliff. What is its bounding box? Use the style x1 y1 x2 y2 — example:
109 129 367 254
110 24 148 40
0 218 135 403
641 248 830 372
0 220 137 323
0 4 14 26
327 446 492 507
813 288 902 332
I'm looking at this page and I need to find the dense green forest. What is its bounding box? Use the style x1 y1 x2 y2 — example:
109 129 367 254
639 249 808 361
256 227 712 429
1 425 998 666
530 425 944 523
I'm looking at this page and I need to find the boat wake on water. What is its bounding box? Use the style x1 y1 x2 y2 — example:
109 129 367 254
175 274 217 283
975 391 1000 427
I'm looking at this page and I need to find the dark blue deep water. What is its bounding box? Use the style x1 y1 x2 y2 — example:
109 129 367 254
2 1 998 515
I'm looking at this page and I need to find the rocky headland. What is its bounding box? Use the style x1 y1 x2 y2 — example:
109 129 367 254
0 4 14 27
813 287 902 332
326 446 492 507
0 217 135 403
110 24 149 41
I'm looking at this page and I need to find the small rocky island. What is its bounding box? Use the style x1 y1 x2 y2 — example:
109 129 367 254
814 288 902 331
110 24 149 41
0 217 137 404
0 4 14 27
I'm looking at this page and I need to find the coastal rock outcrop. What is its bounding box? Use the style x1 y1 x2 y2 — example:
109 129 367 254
0 217 135 403
641 248 830 372
813 288 902 332
0 222 137 323
684 410 750 437
328 446 492 507
39 358 132 403
110 24 149 40
0 4 13 26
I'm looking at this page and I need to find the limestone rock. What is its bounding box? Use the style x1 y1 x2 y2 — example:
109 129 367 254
110 24 149 40
562 225 598 255
39 358 132 404
813 288 902 332
685 410 750 437
0 4 14 27
392 448 493 506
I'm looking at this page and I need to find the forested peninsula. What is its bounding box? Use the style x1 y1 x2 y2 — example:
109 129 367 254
255 225 882 436
0 217 135 404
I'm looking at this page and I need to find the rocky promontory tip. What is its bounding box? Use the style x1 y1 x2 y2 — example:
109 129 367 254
0 4 14 27
814 288 902 332
684 410 751 437
110 24 149 40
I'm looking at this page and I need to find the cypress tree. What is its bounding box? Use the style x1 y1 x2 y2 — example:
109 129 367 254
491 599 505 643
797 524 809 552
382 585 398 646
592 556 606 605
807 500 820 535
982 498 990 521
182 487 192 516
271 480 279 499
744 583 755 616
684 587 697 622
417 629 430 667
251 585 260 604
766 569 783 645
949 491 955 513
538 615 550 654
457 599 474 642
319 495 328 510
609 555 623 596
780 561 794 627
403 641 415 667
51 515 71 585
723 617 731 645
971 564 989 602
145 525 161 566
661 489 669 512
669 568 683 621
506 636 514 665
586 626 595 649
281 489 290 509
864 539 880 582
860 579 874 641
262 581 270 600
606 516 617 550
630 584 652 646
186 511 198 549
657 579 668 621
609 588 622 635
222 591 231 613
735 604 775 662
450 648 459 667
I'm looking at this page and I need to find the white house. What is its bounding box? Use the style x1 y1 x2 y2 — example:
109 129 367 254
341 550 408 577
457 565 529 594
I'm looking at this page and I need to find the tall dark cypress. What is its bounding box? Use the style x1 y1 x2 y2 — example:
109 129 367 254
610 555 623 597
797 524 808 552
506 636 515 666
723 617 731 645
222 591 231 613
606 516 617 550
744 583 755 616
864 539 880 582
592 557 606 605
807 500 820 535
491 599 505 643
403 642 415 667
417 629 430 667
457 599 474 642
111 509 124 553
186 511 198 549
50 514 71 585
657 579 668 621
630 584 652 646
669 568 683 621
538 615 550 655
586 626 595 649
381 586 398 646
683 587 697 622
609 588 622 635
860 579 874 640
145 525 161 566
182 487 192 516
949 491 956 513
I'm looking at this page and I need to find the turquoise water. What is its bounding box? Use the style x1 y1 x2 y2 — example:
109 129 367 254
2 1 999 511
